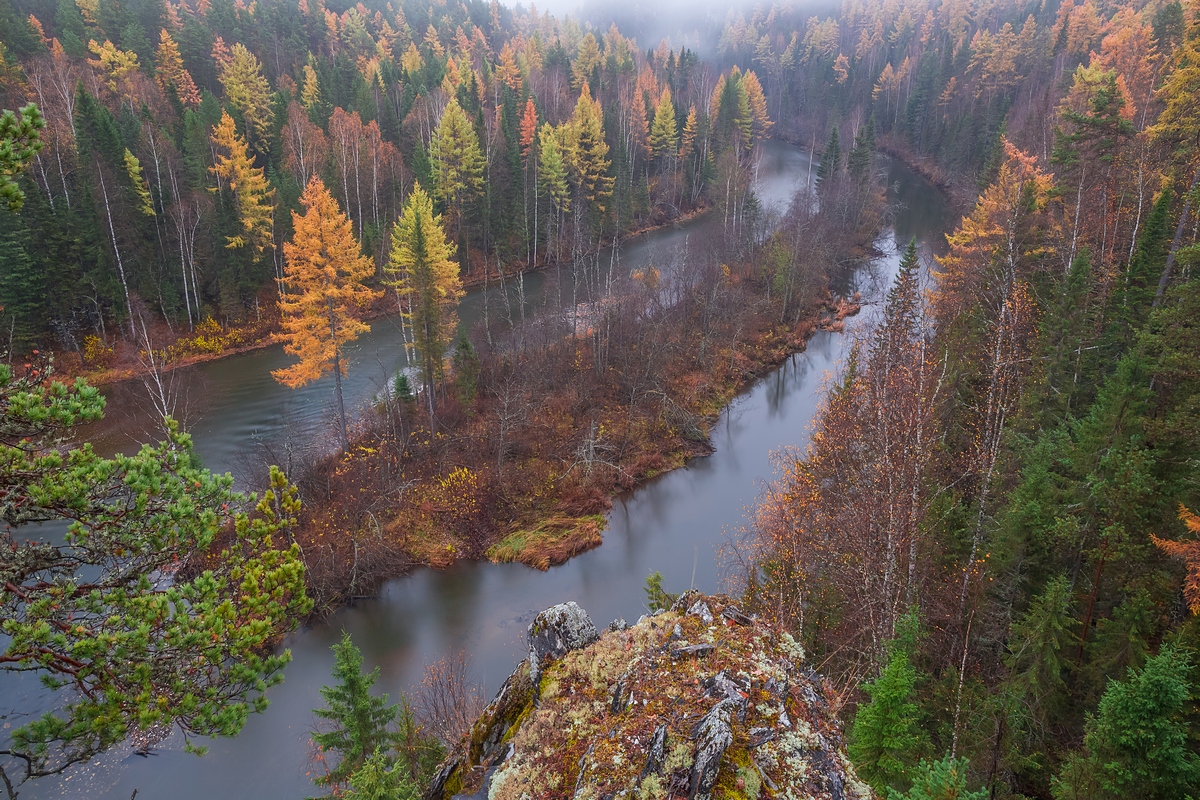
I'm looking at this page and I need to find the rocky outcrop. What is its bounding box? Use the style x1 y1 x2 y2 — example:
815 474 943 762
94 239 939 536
527 601 601 690
428 592 872 800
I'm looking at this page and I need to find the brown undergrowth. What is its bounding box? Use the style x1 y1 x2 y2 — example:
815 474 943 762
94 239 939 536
288 212 873 615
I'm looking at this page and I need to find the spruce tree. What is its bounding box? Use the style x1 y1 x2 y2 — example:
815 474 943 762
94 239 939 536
849 609 927 794
312 633 402 790
1053 645 1200 800
817 125 841 188
890 755 986 800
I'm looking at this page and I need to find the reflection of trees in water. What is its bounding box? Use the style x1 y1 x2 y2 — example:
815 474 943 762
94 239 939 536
232 402 330 494
82 363 210 457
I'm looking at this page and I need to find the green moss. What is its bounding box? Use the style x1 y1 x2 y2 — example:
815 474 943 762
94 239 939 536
501 700 533 745
442 768 463 797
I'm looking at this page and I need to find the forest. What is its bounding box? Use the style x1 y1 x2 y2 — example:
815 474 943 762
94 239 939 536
1 0 1200 796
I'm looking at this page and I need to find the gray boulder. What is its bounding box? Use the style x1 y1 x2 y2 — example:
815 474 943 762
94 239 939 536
527 601 600 689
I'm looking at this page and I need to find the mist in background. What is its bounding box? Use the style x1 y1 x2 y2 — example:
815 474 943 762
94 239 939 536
503 0 839 59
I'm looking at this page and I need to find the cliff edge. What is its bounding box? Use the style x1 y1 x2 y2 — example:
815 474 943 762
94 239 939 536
426 592 872 800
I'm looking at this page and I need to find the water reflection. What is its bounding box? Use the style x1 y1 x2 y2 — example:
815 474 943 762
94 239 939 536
11 147 949 799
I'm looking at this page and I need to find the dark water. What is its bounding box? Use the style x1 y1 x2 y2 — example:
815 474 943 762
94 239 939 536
11 147 951 799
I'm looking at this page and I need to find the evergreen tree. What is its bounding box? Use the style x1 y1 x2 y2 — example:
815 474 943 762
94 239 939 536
0 103 45 211
848 116 877 179
343 749 420 800
1053 645 1200 800
312 633 401 791
817 125 841 188
1 366 310 787
849 609 927 794
889 755 986 800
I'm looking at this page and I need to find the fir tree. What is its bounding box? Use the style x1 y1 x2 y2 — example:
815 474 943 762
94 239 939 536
817 125 841 188
1053 645 1200 800
849 609 927 794
312 633 401 791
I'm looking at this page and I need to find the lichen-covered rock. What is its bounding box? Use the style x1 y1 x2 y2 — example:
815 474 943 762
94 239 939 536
527 601 601 689
428 594 872 800
689 698 735 799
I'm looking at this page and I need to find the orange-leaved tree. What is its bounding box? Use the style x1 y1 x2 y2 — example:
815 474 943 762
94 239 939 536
273 176 380 449
384 182 462 427
210 110 275 255
1152 505 1200 614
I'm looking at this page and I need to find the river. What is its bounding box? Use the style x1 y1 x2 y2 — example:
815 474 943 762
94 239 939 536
10 140 950 799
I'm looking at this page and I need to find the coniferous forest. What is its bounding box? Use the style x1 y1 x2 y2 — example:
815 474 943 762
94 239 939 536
1 0 1200 796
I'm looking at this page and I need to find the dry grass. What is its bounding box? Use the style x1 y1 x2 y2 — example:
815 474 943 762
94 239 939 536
486 515 607 570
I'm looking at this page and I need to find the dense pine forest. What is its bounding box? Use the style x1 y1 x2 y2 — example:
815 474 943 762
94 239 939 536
2 0 1200 796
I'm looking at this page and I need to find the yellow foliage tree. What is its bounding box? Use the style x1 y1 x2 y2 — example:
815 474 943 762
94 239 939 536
123 149 155 217
385 182 462 424
87 39 139 91
210 111 275 254
219 43 274 153
155 29 200 107
565 82 614 213
274 177 381 448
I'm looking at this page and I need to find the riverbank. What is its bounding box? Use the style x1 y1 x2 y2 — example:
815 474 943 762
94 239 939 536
55 205 711 391
286 223 871 616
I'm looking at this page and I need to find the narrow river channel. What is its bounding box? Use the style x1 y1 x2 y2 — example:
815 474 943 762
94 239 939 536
13 141 950 799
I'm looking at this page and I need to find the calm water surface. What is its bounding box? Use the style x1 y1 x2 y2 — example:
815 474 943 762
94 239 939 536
13 144 950 799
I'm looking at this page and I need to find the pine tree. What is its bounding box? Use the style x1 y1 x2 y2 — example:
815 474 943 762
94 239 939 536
848 609 928 794
273 177 379 449
0 103 44 211
312 633 401 791
385 183 462 425
210 110 275 253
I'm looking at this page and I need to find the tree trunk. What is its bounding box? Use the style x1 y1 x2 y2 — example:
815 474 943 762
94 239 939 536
1153 159 1200 307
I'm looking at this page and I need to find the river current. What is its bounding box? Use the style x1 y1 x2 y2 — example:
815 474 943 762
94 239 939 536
8 140 949 799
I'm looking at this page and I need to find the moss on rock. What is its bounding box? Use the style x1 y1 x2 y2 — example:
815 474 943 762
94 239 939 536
427 594 872 800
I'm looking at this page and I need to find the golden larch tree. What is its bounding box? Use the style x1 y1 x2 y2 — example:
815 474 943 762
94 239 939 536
219 43 274 153
273 176 380 449
210 111 275 253
1153 506 1200 615
155 30 200 107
